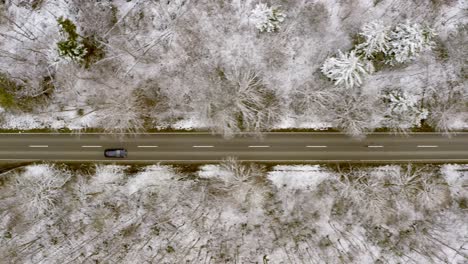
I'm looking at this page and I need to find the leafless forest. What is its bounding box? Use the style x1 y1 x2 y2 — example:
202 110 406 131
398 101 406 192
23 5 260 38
0 162 467 263
0 0 466 136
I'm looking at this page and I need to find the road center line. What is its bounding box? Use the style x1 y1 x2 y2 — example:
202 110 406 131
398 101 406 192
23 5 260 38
29 145 48 148
368 145 384 148
248 145 270 148
306 145 327 148
81 145 102 148
138 145 159 148
417 145 438 148
193 145 214 148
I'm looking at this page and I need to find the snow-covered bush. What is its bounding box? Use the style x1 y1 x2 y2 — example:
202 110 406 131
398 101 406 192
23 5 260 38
93 164 128 185
250 3 286 33
356 20 391 58
321 50 374 88
387 21 435 64
387 89 427 116
382 89 428 132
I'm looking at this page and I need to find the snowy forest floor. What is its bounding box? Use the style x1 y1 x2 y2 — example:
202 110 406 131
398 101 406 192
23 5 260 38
0 161 467 263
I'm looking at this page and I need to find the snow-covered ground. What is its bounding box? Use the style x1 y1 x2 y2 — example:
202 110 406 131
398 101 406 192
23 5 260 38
267 164 331 189
441 164 468 199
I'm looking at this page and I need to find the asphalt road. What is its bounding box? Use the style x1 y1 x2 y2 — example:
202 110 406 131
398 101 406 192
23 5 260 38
0 132 467 163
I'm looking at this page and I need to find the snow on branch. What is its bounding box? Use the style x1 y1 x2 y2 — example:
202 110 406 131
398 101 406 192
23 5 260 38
328 94 377 138
382 89 428 132
199 66 280 138
388 20 436 64
387 89 427 117
322 20 435 89
356 20 391 58
14 164 71 217
321 50 374 89
250 3 286 33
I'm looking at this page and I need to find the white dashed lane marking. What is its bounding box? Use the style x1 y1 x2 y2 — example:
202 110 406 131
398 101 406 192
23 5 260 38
193 145 214 148
306 146 327 148
248 146 270 148
81 145 102 148
138 146 159 148
368 145 384 148
417 145 438 148
29 145 48 148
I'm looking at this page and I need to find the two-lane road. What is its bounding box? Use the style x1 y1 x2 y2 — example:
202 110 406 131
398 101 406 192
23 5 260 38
0 132 467 163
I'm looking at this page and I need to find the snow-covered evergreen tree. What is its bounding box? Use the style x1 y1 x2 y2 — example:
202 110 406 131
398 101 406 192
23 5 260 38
250 3 286 33
387 89 420 113
387 21 435 64
383 89 428 132
356 20 391 58
321 50 374 88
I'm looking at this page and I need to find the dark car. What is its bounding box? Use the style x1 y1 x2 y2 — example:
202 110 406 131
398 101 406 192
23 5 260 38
104 148 128 158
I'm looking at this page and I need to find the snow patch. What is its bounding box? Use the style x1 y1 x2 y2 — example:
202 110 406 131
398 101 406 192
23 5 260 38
198 164 231 179
268 165 330 190
93 165 128 185
126 165 175 195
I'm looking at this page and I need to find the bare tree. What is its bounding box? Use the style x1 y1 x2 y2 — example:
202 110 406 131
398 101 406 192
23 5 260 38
54 64 145 134
0 0 58 97
195 65 281 138
425 83 467 134
327 93 380 138
203 156 268 209
13 164 70 217
219 156 265 187
334 166 392 224
72 0 117 38
290 80 339 117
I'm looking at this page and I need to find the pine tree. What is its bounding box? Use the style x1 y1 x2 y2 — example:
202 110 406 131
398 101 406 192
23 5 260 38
356 20 391 58
56 17 87 62
383 89 428 132
387 21 435 64
250 3 286 33
321 50 374 88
